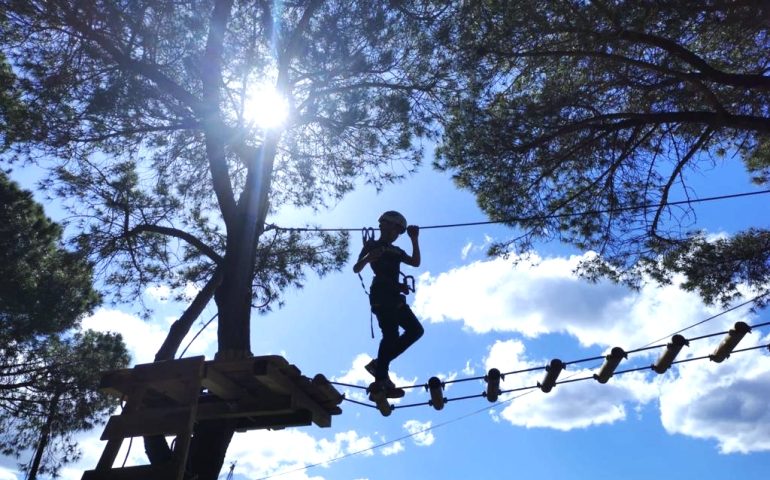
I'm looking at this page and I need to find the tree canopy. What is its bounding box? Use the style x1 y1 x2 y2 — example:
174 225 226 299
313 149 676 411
0 330 129 479
435 0 770 305
0 172 129 478
1 1 455 477
0 172 100 346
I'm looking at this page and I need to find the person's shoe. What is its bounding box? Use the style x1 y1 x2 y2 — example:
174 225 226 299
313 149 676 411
380 378 405 399
368 378 405 401
368 381 385 402
364 359 378 377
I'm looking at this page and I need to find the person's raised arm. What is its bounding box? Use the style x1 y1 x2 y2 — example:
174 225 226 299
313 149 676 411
403 225 421 267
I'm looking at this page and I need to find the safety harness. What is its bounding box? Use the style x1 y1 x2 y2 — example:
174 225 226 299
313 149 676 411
358 228 415 338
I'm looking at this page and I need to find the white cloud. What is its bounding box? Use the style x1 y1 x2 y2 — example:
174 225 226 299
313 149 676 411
81 308 217 364
0 467 18 480
483 339 659 431
442 263 770 454
460 236 494 260
184 281 202 300
58 426 153 480
223 429 375 480
461 242 473 260
499 370 659 431
145 282 201 303
413 253 750 351
82 308 170 364
403 420 435 446
659 334 770 453
381 441 405 456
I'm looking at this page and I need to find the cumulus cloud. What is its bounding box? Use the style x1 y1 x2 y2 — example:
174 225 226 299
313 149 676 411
420 253 770 453
81 308 217 364
659 332 770 453
403 420 435 446
224 429 375 479
82 308 170 364
57 425 152 480
413 253 749 352
484 340 660 431
145 282 202 303
381 441 405 456
0 467 18 480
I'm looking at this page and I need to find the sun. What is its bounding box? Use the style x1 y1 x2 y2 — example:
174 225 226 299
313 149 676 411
242 83 290 129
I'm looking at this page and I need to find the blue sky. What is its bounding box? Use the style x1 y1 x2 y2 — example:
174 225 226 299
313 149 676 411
2 151 770 480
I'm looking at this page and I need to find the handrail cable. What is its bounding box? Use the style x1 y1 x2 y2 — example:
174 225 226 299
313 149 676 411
267 189 770 233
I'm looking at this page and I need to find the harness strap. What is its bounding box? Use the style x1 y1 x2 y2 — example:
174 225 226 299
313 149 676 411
370 311 374 339
361 228 376 338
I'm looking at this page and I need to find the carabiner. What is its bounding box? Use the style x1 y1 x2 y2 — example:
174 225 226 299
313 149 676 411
400 273 415 294
362 227 376 244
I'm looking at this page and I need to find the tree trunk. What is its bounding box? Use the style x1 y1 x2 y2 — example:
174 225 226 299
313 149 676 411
144 267 224 464
187 420 236 480
194 137 278 480
154 267 223 362
215 135 278 359
28 390 60 479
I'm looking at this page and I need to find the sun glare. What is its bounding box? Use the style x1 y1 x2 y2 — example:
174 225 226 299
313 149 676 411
242 84 289 129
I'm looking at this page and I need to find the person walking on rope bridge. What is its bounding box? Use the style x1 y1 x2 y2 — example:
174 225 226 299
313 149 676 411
353 210 424 400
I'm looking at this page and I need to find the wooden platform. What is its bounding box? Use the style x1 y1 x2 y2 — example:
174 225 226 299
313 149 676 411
82 355 343 480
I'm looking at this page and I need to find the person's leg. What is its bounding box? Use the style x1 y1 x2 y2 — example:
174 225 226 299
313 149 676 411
374 305 399 380
392 305 424 360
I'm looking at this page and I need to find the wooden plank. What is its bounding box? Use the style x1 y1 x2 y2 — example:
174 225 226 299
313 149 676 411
253 361 332 427
134 356 205 382
202 363 249 400
235 410 314 431
196 397 297 420
100 356 205 397
98 369 134 397
101 409 193 440
94 438 123 471
168 378 200 478
211 356 288 377
145 378 201 405
82 461 182 480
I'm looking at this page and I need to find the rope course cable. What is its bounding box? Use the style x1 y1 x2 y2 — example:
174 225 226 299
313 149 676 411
348 344 770 408
258 296 770 480
330 292 770 409
266 189 770 233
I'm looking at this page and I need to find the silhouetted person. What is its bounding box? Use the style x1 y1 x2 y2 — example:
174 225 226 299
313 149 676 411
353 211 424 399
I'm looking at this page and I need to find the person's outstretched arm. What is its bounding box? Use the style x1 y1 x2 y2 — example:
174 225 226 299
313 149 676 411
353 246 383 273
